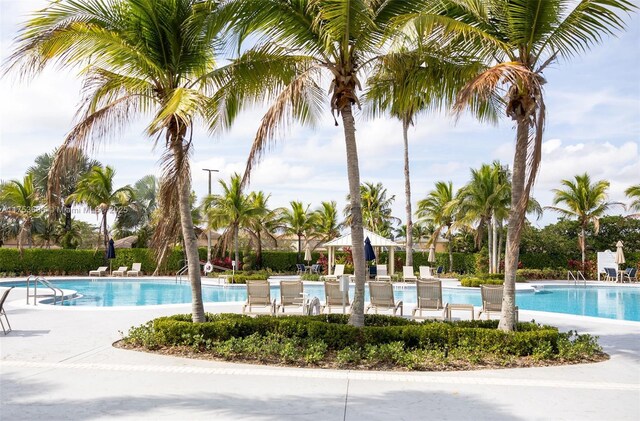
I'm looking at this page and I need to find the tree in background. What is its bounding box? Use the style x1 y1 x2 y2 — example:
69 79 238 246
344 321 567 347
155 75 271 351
0 174 42 251
345 182 400 238
113 175 158 245
417 181 458 272
68 166 133 255
244 191 279 268
314 201 342 244
280 201 317 264
203 174 260 269
547 173 622 271
626 185 640 216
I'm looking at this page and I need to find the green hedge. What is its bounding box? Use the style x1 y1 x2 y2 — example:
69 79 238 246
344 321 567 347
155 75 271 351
382 252 476 274
121 314 603 369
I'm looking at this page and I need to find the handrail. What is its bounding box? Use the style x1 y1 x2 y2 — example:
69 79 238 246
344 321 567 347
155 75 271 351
567 270 586 286
175 265 189 283
26 275 65 305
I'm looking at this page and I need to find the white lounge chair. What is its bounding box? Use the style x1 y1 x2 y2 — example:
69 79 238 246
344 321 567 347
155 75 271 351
127 263 143 276
412 279 447 320
112 266 128 277
419 266 434 279
89 266 108 277
1 287 14 335
402 266 417 282
323 264 345 281
375 264 391 281
478 285 518 322
243 280 276 316
278 280 306 315
321 280 351 314
366 281 403 316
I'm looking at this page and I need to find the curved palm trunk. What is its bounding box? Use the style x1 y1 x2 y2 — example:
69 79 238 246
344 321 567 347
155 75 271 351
499 120 529 331
342 106 366 327
171 139 205 323
402 118 413 267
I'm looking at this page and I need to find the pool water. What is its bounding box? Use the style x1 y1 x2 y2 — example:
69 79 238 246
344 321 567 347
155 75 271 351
3 279 639 321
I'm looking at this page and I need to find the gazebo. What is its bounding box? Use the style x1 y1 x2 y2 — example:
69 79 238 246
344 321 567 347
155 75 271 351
323 228 401 275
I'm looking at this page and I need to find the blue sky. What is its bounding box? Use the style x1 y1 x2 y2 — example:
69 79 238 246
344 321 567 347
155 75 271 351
1 0 638 232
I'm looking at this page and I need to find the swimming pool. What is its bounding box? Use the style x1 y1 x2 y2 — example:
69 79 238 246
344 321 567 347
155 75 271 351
3 279 639 321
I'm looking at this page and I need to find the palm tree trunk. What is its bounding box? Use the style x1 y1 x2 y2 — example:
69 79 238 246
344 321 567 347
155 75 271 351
102 209 109 258
341 106 366 327
499 119 529 331
487 217 493 273
297 233 302 263
580 226 586 272
402 118 413 267
256 230 263 269
64 204 72 232
234 224 240 269
497 222 504 273
172 140 205 323
492 211 498 273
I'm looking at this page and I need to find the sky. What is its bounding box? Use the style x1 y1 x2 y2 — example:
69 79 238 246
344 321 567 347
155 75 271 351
1 0 639 233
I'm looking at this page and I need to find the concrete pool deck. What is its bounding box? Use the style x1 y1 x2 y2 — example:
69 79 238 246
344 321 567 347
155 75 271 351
1 284 639 420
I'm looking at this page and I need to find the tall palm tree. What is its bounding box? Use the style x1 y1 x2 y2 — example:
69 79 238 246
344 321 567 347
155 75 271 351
403 0 635 330
68 166 133 255
345 182 400 238
417 181 458 272
281 201 317 263
0 174 42 251
626 185 640 215
227 0 429 327
314 201 342 243
203 174 260 269
113 175 159 239
244 191 279 268
28 148 100 233
547 173 621 271
366 30 487 267
7 0 234 322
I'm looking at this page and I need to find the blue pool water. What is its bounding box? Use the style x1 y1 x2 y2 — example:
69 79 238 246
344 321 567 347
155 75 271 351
3 279 639 321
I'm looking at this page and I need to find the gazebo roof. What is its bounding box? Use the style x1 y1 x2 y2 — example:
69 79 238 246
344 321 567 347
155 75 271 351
323 228 401 248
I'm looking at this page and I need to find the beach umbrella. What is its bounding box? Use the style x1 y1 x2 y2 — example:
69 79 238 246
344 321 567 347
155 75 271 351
304 243 312 264
428 243 436 264
364 237 376 262
107 238 116 274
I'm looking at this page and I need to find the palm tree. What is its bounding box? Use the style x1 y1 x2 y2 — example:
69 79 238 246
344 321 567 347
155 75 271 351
345 182 400 238
281 201 317 263
113 175 158 239
626 185 640 215
366 30 487 267
227 0 429 327
404 0 635 330
8 0 234 322
28 148 100 232
244 191 279 268
417 181 458 272
203 174 260 269
0 174 42 251
314 201 342 243
69 166 133 255
547 174 621 271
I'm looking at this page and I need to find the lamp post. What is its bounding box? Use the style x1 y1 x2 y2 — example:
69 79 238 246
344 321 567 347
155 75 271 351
202 168 219 263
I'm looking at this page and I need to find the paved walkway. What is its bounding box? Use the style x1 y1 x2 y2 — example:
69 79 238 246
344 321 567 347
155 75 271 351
1 286 639 420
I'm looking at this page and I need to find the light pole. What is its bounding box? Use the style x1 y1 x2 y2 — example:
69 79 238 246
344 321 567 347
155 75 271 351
202 168 219 263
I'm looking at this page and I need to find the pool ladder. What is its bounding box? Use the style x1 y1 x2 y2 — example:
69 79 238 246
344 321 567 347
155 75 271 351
176 265 189 283
567 271 586 286
26 275 65 305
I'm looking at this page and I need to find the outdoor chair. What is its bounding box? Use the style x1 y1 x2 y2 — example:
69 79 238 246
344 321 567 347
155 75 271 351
435 266 444 277
366 281 403 316
311 264 323 275
321 280 351 314
478 285 518 322
0 287 14 335
278 280 306 315
243 280 276 316
604 267 617 282
127 263 142 276
419 266 434 279
89 266 108 277
323 264 345 281
375 264 391 282
112 266 128 277
623 268 637 283
296 263 306 275
412 280 447 320
402 266 417 282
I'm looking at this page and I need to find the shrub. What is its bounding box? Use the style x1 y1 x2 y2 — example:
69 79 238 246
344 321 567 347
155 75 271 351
460 277 504 287
122 313 604 370
300 273 322 281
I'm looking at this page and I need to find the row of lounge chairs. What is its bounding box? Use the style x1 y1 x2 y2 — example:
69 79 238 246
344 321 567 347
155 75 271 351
242 279 514 321
89 263 143 277
324 264 444 282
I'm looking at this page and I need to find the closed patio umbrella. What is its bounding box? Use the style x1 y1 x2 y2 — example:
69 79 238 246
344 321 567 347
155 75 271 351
304 243 312 264
428 243 436 264
107 238 116 274
615 241 625 279
364 237 376 262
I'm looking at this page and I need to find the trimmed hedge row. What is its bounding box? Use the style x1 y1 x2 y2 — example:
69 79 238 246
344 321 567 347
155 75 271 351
148 313 563 357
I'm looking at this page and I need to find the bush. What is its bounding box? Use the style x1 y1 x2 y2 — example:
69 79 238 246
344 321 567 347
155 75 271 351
460 277 504 287
516 268 566 280
122 314 604 370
